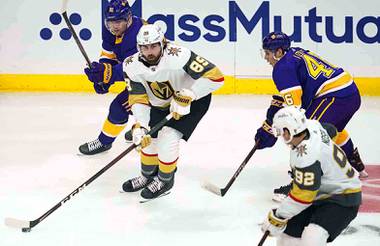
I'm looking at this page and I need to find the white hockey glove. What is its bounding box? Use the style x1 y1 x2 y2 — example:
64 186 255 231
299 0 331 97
132 123 151 151
170 89 196 120
261 209 288 237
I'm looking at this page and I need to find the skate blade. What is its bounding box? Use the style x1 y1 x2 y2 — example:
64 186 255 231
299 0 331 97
139 191 171 204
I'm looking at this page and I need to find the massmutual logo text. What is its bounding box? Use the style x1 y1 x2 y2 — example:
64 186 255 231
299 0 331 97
42 0 380 44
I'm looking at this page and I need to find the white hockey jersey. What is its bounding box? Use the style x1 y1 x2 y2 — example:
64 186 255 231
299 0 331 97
276 120 362 219
122 42 224 109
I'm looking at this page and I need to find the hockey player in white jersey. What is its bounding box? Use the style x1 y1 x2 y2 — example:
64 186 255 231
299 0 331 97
261 106 361 246
115 24 224 199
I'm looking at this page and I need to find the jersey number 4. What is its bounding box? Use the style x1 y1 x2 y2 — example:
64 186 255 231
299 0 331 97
302 52 335 80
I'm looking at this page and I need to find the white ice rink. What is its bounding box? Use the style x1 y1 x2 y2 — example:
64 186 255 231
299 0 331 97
1 93 379 246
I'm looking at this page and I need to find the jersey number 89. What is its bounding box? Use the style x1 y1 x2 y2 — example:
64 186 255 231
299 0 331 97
190 56 209 73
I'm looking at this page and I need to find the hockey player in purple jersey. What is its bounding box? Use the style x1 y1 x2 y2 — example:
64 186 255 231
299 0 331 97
254 32 368 201
80 0 146 155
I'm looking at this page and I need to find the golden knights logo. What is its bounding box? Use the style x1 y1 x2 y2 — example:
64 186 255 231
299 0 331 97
168 47 181 56
296 144 308 157
147 81 174 100
124 56 134 65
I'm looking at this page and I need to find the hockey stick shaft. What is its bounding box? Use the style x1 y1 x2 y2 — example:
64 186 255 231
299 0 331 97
61 0 92 67
202 141 259 196
5 114 172 231
257 231 270 246
222 142 258 195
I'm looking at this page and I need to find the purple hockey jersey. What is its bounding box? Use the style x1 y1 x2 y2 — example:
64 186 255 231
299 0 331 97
99 16 145 82
272 47 358 109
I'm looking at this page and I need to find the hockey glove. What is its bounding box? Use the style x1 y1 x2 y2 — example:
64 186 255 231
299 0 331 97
84 62 113 94
93 82 110 94
261 209 288 237
132 123 151 151
170 89 196 120
255 120 277 149
266 95 285 124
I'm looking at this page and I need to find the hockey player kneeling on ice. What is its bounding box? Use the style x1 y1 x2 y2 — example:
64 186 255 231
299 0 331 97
261 106 361 246
85 24 224 199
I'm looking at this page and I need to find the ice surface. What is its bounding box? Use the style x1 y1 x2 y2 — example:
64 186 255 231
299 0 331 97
0 93 379 245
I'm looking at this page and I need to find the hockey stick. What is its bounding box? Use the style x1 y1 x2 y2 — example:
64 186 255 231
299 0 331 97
201 141 259 197
61 0 92 67
5 114 173 232
258 231 270 246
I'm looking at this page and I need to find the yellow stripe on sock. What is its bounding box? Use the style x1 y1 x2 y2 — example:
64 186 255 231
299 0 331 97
141 151 159 166
159 159 177 173
102 119 126 137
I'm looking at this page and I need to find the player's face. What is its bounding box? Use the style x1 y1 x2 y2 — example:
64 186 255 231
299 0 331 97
263 49 283 67
282 129 291 143
139 43 162 64
107 18 129 37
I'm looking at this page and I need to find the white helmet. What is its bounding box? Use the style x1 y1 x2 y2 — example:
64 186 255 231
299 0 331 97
272 106 308 144
136 24 165 47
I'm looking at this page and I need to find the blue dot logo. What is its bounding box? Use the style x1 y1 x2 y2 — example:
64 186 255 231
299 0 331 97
40 28 53 40
40 12 92 41
59 28 72 40
49 13 62 25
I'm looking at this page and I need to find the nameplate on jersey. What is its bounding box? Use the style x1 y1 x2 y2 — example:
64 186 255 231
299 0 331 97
147 81 174 100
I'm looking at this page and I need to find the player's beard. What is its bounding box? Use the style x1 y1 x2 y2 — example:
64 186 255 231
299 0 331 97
144 52 161 65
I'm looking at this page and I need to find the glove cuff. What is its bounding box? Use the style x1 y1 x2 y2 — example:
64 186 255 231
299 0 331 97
173 89 196 106
268 209 288 227
103 63 112 84
262 120 273 135
132 122 149 133
271 95 284 105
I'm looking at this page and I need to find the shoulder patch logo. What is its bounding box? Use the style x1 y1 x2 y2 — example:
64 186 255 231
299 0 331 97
296 144 308 157
147 81 174 100
319 129 330 144
168 47 181 56
124 56 134 65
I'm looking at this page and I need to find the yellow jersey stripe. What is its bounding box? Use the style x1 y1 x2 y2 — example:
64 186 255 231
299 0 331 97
280 87 303 106
316 97 335 121
316 72 353 97
115 35 123 44
343 188 361 194
289 183 318 204
201 67 224 81
129 94 149 106
100 50 117 60
309 98 327 119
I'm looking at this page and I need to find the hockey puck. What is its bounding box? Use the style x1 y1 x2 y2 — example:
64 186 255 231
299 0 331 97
22 228 31 233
